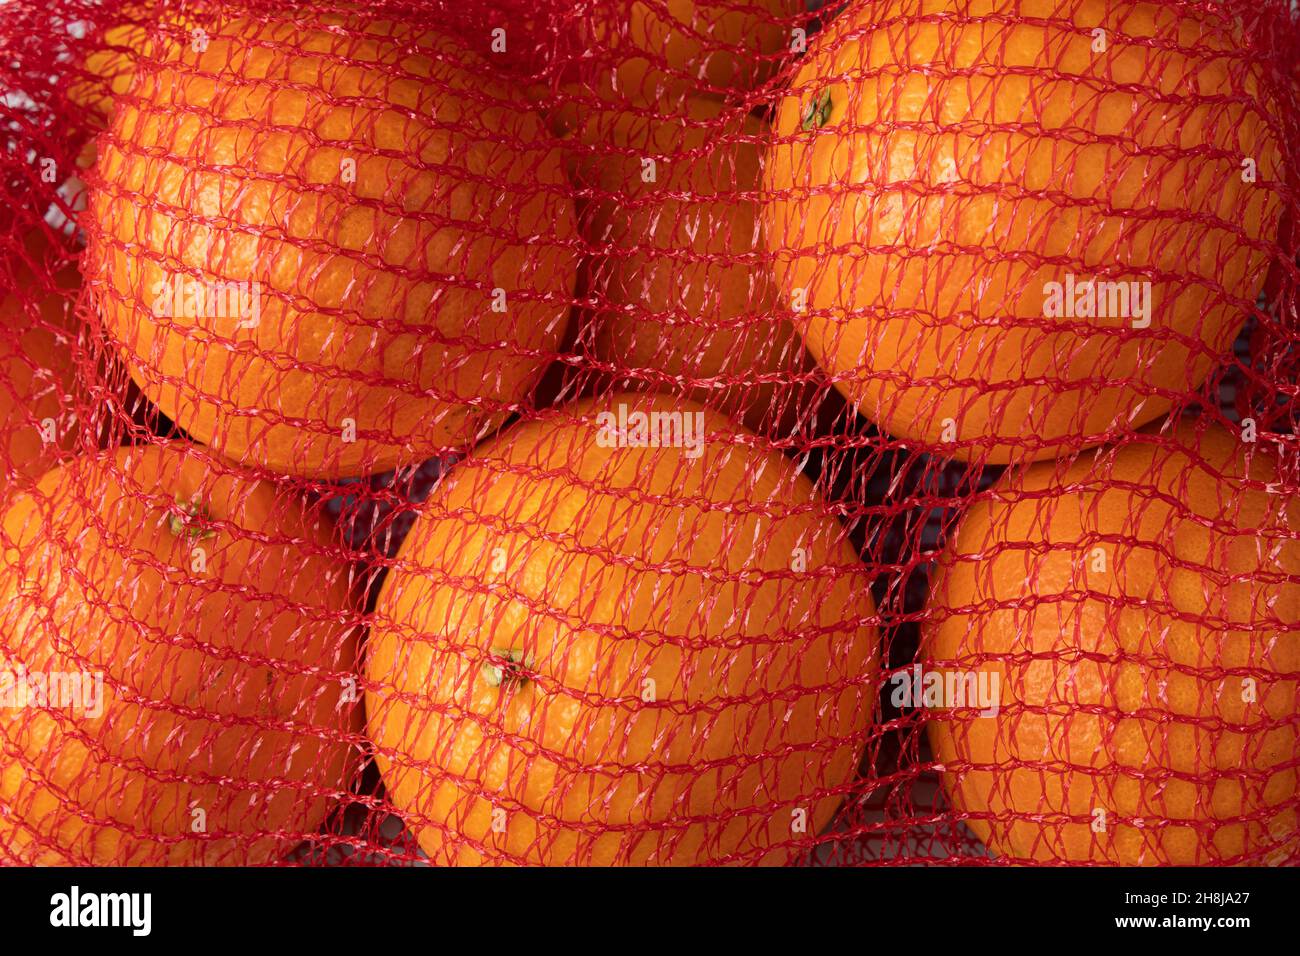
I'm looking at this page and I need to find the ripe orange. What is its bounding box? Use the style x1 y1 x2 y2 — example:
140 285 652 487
68 15 190 126
620 0 803 97
366 392 878 864
0 234 87 484
924 422 1300 864
549 0 803 131
0 442 362 864
568 99 823 435
763 0 1284 463
87 15 577 479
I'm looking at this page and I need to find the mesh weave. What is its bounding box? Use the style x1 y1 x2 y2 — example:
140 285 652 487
0 0 1296 865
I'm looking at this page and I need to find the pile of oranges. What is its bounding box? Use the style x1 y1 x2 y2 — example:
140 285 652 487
0 0 1295 866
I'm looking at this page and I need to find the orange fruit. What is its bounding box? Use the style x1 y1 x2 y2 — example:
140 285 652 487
68 21 145 125
924 422 1300 864
87 15 577 479
0 234 88 484
366 392 878 864
68 15 192 126
437 0 584 79
763 0 1284 463
618 0 800 95
0 441 362 865
569 99 823 435
604 0 803 102
549 0 804 132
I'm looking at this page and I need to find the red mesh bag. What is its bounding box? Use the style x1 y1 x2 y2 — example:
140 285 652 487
0 0 1295 866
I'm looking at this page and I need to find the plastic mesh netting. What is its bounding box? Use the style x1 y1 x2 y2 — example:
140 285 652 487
0 0 1297 866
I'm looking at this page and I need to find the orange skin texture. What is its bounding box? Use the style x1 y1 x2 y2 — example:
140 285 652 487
67 16 190 126
87 16 577 479
0 237 87 484
763 0 1284 463
924 423 1300 864
609 0 805 101
366 392 879 865
568 100 824 436
548 0 804 133
0 443 362 864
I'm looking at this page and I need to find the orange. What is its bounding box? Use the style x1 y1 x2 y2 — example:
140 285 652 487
68 20 146 125
87 15 577 479
0 442 362 865
68 14 191 126
366 392 878 864
615 0 804 98
569 99 823 435
763 0 1284 463
550 0 804 132
924 422 1300 864
0 234 88 484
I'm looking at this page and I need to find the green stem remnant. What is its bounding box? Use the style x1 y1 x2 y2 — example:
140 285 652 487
168 495 216 541
802 89 834 131
482 647 534 689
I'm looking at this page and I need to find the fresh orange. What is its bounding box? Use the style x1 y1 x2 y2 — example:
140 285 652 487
924 422 1300 864
0 234 87 484
617 0 803 98
763 0 1284 463
68 14 191 126
87 15 577 479
550 0 804 132
568 99 823 435
0 441 362 865
366 392 878 865
68 21 145 125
